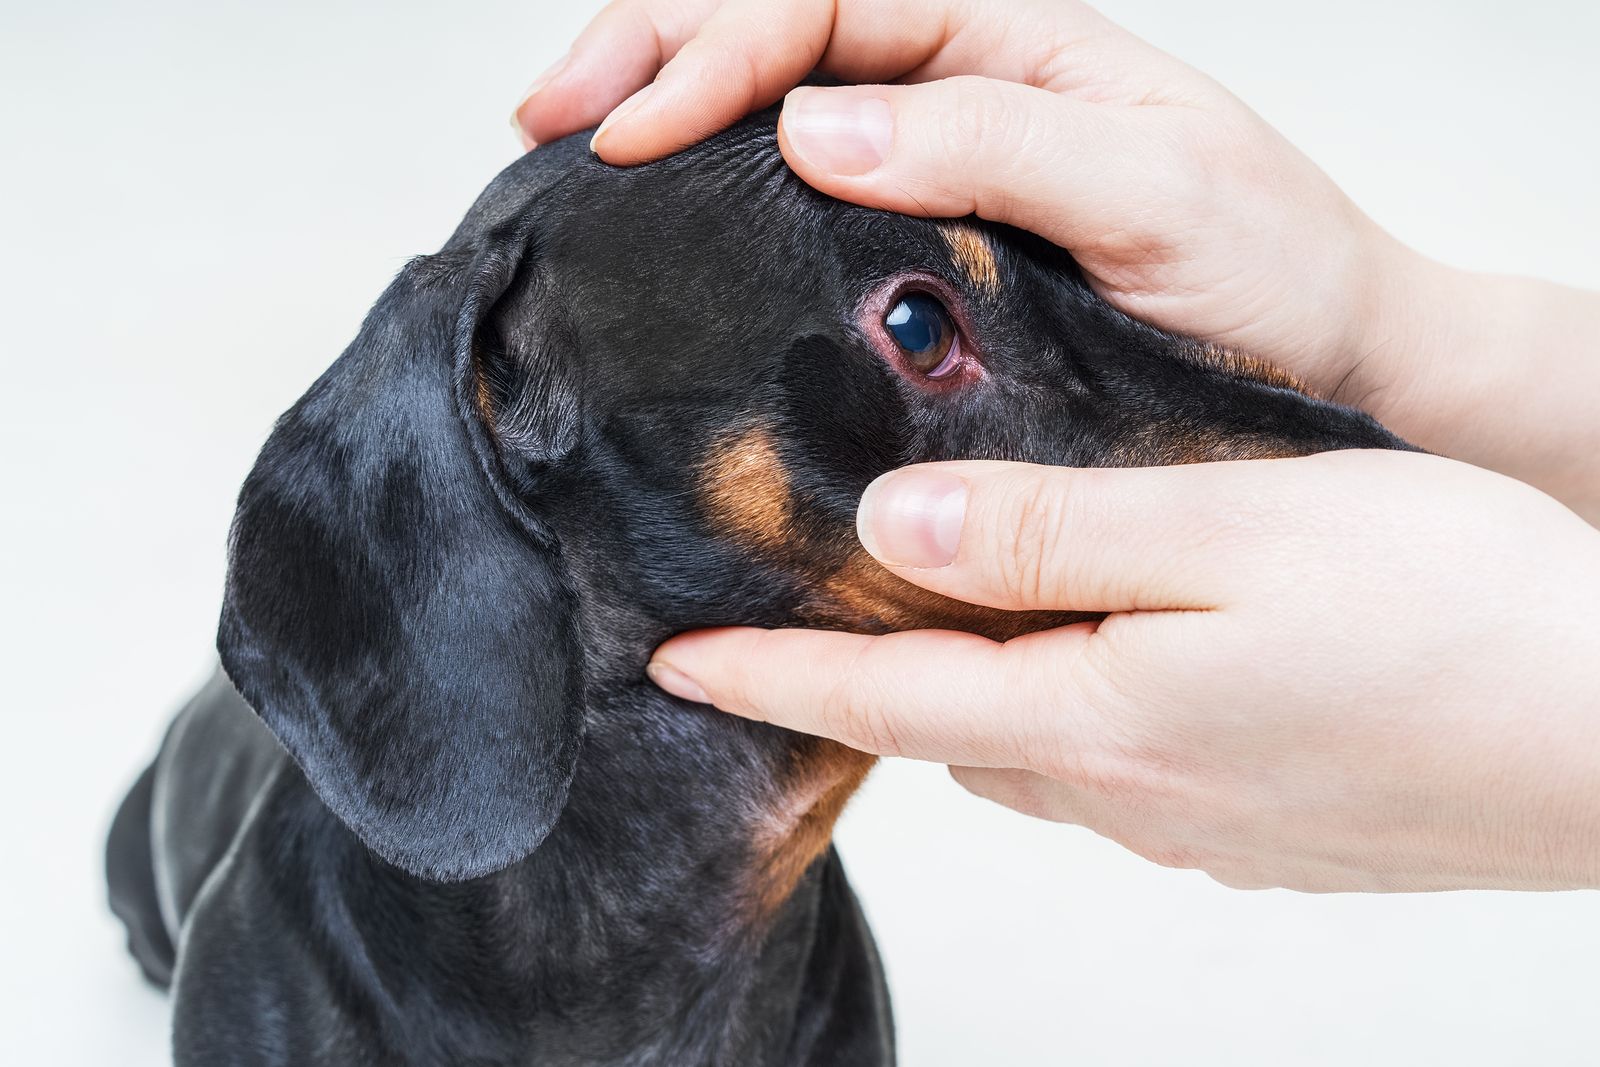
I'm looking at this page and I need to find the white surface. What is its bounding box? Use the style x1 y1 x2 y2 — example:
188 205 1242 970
2 1 1597 1063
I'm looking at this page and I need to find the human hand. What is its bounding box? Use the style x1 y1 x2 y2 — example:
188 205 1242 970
646 451 1600 892
515 0 1600 522
513 0 1405 394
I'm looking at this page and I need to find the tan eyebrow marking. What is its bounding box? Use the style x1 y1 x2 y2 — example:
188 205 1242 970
699 428 794 550
940 224 1001 294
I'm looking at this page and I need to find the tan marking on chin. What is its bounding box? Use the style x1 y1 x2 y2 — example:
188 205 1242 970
749 739 877 919
940 225 1001 294
745 551 1084 920
700 429 793 550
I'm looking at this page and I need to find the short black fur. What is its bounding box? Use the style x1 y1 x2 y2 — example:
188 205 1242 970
107 106 1408 1066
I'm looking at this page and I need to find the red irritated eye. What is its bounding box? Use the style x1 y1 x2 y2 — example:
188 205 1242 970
860 275 980 385
883 292 959 377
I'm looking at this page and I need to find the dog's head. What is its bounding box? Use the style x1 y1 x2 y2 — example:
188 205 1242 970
218 112 1406 884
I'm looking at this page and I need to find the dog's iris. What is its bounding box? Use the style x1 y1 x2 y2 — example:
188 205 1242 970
884 292 959 378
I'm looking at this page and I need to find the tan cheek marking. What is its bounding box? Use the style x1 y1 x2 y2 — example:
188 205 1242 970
699 429 793 550
808 550 1086 641
940 225 1001 294
748 739 877 919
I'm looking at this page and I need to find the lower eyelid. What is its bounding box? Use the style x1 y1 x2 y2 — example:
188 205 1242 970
925 337 962 379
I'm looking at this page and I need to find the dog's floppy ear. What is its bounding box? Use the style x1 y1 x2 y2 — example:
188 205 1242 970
217 195 584 882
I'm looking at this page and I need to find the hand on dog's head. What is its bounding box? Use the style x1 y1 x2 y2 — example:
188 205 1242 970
218 108 1407 883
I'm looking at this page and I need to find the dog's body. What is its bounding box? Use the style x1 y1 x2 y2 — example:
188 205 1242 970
107 109 1406 1066
109 672 890 1065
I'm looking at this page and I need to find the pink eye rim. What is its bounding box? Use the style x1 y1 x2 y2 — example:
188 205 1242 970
857 272 984 389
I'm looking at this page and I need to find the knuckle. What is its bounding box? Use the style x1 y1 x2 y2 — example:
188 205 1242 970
1001 637 1144 786
931 79 999 165
926 78 1037 182
817 648 904 757
718 647 770 714
853 697 905 758
1109 111 1225 232
982 474 1073 606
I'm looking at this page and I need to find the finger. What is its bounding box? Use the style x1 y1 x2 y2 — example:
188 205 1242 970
851 457 1335 613
512 0 721 150
587 0 835 163
775 77 1199 254
587 0 1177 165
646 623 1106 768
948 765 1090 824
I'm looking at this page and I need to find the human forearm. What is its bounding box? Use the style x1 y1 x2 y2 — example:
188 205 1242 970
1354 242 1600 524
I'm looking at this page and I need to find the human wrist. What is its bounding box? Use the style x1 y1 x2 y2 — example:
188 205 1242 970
1334 235 1481 441
1340 242 1529 468
1350 254 1600 519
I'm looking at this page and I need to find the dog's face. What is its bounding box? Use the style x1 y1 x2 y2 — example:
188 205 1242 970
485 119 1402 642
218 112 1406 885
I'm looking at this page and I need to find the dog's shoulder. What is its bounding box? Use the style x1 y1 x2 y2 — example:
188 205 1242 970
167 741 393 1064
149 672 286 923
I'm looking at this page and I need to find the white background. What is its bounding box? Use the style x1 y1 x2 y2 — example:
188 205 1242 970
3 1 1597 1063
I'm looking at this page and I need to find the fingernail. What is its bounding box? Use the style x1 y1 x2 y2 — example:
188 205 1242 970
509 52 571 150
590 82 655 152
857 468 968 568
646 659 710 704
781 88 893 176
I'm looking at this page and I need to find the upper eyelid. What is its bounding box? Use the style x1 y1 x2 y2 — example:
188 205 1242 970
857 271 978 339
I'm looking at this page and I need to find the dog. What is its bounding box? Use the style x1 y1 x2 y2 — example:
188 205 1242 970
105 104 1409 1066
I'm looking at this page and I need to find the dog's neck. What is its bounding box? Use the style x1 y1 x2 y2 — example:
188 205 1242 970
348 632 875 1059
343 483 885 1056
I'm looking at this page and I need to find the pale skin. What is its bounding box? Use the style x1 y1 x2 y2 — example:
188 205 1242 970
514 0 1600 892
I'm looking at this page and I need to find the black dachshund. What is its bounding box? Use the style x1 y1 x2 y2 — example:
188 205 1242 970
106 107 1406 1066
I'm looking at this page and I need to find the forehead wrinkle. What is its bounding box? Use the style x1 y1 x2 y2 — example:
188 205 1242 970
687 128 793 202
939 224 1001 294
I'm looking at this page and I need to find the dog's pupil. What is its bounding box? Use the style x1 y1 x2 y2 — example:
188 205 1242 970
885 292 950 359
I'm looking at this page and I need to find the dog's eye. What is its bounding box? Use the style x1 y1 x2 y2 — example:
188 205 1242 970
883 292 959 378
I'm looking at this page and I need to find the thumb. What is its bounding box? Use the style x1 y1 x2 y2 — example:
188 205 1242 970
776 78 1180 251
851 457 1333 613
